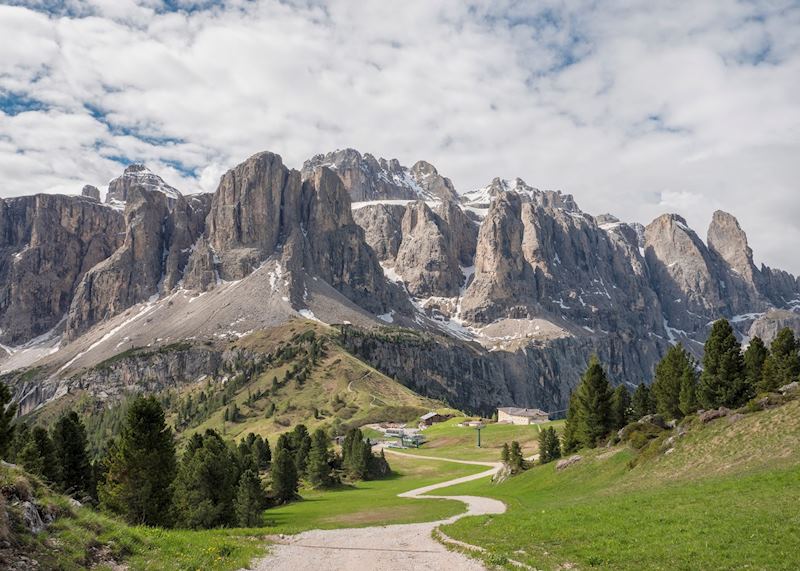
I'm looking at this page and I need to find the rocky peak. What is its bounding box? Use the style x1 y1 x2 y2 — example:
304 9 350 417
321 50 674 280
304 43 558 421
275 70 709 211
81 185 100 201
302 148 455 202
644 213 723 331
462 177 579 212
707 210 758 285
409 160 459 202
106 163 181 205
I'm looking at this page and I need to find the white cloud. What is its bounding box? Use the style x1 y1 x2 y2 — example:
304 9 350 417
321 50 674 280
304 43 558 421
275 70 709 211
0 0 798 273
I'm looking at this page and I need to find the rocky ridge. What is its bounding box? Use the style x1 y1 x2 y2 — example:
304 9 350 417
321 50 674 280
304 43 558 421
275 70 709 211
1 149 798 416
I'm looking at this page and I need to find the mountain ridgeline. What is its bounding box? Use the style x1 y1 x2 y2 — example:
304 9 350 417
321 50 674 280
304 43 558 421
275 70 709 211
1 148 798 416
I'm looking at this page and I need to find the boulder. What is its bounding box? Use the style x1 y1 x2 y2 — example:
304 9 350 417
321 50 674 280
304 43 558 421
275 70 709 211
556 455 582 471
699 407 731 423
21 501 44 534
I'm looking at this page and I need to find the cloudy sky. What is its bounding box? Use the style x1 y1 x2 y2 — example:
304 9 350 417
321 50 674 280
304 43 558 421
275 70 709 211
1 0 798 272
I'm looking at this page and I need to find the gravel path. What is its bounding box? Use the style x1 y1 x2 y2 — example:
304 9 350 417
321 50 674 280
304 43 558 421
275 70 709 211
245 450 504 571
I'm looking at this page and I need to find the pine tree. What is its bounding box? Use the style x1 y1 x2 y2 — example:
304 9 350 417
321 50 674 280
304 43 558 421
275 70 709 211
546 428 562 463
744 336 769 394
575 356 613 448
271 437 299 504
538 427 561 465
509 441 524 473
758 328 800 392
53 412 92 496
500 442 510 463
306 429 333 488
631 383 655 419
610 385 631 430
20 426 59 483
0 381 16 460
234 469 266 527
561 392 581 454
99 396 177 526
172 430 239 529
652 344 695 419
254 436 271 469
678 362 699 416
699 319 746 408
291 425 312 477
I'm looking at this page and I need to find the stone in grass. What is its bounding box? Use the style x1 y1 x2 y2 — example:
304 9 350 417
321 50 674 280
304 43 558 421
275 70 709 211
556 455 582 471
699 407 731 423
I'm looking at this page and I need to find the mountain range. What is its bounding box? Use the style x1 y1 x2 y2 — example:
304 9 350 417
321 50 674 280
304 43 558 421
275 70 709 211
2 148 798 417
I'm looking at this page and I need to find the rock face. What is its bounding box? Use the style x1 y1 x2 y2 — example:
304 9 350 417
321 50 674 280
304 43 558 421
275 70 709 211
81 185 100 201
394 201 465 297
302 148 459 202
204 151 298 280
66 188 207 340
461 185 662 342
0 195 124 345
352 204 406 261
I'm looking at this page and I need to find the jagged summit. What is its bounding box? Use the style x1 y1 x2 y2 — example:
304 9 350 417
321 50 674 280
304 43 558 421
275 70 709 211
1 149 798 417
461 177 579 213
105 163 182 205
302 148 458 203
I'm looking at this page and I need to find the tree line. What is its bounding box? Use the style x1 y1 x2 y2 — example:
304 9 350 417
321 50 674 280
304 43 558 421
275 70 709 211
497 321 799 468
0 391 390 530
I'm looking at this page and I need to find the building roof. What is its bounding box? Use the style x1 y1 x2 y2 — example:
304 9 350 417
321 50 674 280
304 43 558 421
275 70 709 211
497 407 549 417
420 412 441 420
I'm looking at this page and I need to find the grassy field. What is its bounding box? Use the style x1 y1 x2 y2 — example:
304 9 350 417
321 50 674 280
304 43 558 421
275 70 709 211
434 399 800 570
397 417 565 462
262 452 485 534
3 451 485 570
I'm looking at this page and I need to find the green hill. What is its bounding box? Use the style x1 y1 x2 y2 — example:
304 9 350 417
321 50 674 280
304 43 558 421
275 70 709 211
434 397 800 570
24 320 454 455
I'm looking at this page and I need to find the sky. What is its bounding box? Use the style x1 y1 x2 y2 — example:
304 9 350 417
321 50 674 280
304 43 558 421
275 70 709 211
1 0 799 273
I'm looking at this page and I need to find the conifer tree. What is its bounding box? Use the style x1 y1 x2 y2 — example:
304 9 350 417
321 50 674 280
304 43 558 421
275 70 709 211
254 435 271 469
306 428 333 488
234 469 266 527
270 436 299 504
53 412 92 496
99 396 176 526
575 356 613 448
172 430 239 529
652 344 695 419
561 392 581 454
292 425 312 477
500 442 510 463
758 328 800 392
679 366 699 416
546 428 562 462
631 383 655 419
0 381 16 460
538 427 561 465
610 385 631 430
744 336 769 393
699 319 746 408
20 426 59 483
509 441 524 473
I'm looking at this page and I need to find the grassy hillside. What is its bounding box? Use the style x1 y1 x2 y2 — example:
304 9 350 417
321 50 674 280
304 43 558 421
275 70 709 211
434 399 800 570
0 464 266 571
180 322 452 443
401 417 565 462
24 320 454 456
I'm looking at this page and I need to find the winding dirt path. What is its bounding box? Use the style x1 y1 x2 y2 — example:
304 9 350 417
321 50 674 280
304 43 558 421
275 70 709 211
246 450 504 571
